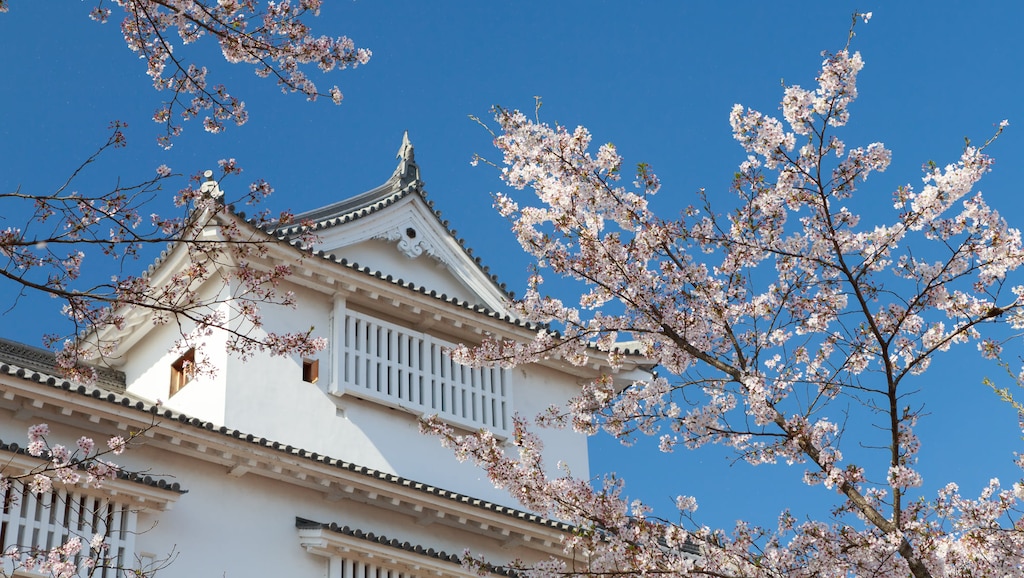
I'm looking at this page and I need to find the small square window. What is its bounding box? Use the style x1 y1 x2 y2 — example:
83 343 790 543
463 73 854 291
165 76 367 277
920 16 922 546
302 358 319 384
170 348 196 397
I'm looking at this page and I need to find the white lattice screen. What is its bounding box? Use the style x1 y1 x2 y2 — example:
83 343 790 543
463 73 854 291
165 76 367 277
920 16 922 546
340 309 511 436
0 480 136 577
335 557 422 578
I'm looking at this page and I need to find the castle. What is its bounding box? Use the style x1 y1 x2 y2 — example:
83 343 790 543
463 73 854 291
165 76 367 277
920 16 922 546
0 135 650 577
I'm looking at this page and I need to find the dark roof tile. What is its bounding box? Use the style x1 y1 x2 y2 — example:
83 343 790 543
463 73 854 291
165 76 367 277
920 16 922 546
0 438 187 494
294 517 512 573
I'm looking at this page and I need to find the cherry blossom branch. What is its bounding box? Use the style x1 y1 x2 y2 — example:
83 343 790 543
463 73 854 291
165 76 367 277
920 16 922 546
0 422 178 578
82 0 371 146
434 13 1024 578
1 126 326 382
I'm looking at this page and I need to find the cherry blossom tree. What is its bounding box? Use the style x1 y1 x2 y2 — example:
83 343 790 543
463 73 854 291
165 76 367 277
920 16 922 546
0 1 367 375
11 139 328 384
73 0 369 147
425 15 1024 578
0 3 361 576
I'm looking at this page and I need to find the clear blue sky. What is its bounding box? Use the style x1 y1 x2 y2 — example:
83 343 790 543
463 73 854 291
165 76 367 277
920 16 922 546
1 2 1023 533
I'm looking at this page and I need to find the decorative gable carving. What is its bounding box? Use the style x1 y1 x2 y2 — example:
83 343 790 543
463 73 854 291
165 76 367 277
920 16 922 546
375 221 438 261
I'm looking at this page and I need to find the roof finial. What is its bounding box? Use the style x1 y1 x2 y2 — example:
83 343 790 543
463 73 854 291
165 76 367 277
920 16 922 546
198 169 223 199
393 131 420 185
399 130 414 162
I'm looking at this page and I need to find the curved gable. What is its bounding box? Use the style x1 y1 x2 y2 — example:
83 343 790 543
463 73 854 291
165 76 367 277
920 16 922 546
280 133 512 315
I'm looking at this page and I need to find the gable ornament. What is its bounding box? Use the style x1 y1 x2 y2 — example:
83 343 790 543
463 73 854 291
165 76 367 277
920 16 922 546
375 224 438 260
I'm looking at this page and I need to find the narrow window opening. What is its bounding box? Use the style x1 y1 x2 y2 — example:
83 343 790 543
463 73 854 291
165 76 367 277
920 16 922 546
303 358 320 384
169 348 196 397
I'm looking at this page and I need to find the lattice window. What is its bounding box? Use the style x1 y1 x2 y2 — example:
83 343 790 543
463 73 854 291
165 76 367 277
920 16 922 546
0 480 136 577
340 310 510 435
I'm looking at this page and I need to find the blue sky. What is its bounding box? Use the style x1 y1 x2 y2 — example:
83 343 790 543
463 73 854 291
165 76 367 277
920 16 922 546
2 2 1023 533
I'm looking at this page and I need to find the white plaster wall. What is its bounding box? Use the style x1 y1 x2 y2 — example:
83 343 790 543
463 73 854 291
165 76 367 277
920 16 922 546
511 364 593 480
112 254 592 511
118 282 230 426
338 238 478 304
217 284 588 504
222 281 332 434
132 446 564 578
0 400 566 578
131 451 323 578
210 282 508 504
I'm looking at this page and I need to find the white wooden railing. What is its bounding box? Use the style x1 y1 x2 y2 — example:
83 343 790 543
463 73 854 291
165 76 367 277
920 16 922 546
336 309 511 436
0 481 136 577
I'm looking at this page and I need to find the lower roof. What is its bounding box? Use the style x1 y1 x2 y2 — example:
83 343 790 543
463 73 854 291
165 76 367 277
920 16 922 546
0 342 574 537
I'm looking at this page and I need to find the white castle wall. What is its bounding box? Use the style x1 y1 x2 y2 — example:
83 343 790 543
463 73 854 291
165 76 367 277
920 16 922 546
0 400 564 578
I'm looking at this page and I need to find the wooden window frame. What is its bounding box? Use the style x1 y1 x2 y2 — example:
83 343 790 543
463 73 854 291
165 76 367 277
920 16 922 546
302 358 319 384
169 348 196 397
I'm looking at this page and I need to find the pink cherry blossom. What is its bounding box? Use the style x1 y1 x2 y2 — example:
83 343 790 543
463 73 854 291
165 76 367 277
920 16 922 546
3 135 329 381
77 0 371 145
429 17 1024 578
5 425 148 575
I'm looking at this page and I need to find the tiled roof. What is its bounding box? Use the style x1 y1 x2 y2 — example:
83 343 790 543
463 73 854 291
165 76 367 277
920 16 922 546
135 217 648 360
112 142 647 359
280 145 417 232
0 337 125 392
132 193 541 338
278 132 422 232
293 517 514 573
0 353 573 534
273 132 519 302
296 518 701 566
0 437 186 494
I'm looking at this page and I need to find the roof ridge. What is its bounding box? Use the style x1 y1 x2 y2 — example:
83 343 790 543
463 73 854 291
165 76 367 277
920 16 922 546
273 134 519 306
281 132 423 231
